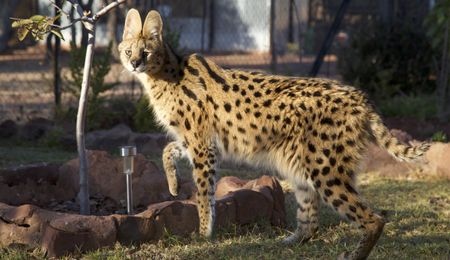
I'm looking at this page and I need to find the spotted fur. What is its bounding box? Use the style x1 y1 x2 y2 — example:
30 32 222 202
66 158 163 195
118 9 430 260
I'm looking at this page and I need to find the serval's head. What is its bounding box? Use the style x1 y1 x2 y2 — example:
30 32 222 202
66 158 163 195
118 9 165 74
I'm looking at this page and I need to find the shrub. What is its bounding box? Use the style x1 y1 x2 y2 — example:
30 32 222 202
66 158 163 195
431 131 447 142
337 23 435 101
62 42 120 130
377 94 437 121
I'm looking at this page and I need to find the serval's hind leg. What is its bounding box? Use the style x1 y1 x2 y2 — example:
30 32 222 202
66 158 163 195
283 182 320 244
316 176 385 260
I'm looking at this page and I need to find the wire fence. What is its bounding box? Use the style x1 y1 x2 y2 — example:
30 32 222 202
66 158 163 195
0 0 432 123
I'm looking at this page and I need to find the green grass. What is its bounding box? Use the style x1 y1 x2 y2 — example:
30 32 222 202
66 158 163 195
0 145 449 259
77 176 448 260
0 140 76 169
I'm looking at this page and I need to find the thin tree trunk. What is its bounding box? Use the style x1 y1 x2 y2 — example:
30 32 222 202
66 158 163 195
270 0 277 73
77 23 95 215
80 0 94 48
53 0 61 107
70 7 77 46
73 0 126 215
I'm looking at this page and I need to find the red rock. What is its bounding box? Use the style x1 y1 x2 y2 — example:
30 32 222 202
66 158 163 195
57 150 176 207
360 143 410 175
215 195 237 227
112 214 157 245
0 163 70 207
142 200 199 236
425 143 450 178
215 176 249 198
216 175 286 226
42 215 116 257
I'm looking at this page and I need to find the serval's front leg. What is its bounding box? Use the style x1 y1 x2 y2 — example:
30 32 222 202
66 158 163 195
162 141 183 196
187 141 217 237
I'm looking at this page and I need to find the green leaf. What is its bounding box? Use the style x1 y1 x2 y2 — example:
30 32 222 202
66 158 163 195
50 29 65 41
17 27 29 41
11 19 33 28
29 15 46 22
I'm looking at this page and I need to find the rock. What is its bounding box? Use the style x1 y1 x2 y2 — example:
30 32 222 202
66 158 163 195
0 203 116 257
19 118 54 140
245 176 286 226
85 124 170 153
0 120 18 138
425 142 450 178
128 132 169 155
215 176 249 198
0 163 70 207
360 143 410 175
143 200 199 236
86 124 133 151
57 150 193 207
42 214 117 257
112 214 157 245
215 175 286 227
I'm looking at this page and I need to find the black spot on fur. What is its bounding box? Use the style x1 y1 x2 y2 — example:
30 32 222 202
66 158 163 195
320 117 334 126
239 74 249 81
339 194 348 202
263 100 272 107
253 78 264 83
308 143 316 153
332 199 343 208
322 166 330 176
186 65 199 76
336 145 345 153
184 119 191 130
181 85 197 100
224 103 232 112
326 178 342 187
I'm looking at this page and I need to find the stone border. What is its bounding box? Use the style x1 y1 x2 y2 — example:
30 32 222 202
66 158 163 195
0 175 285 257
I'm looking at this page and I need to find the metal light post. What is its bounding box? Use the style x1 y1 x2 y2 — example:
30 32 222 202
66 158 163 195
120 146 136 215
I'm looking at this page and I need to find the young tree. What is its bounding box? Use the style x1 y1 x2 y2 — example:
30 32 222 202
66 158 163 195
11 0 126 215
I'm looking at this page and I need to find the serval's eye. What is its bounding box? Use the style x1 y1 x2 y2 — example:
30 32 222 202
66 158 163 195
125 50 132 57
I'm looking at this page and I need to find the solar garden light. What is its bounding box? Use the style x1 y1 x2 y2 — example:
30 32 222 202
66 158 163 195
120 145 137 215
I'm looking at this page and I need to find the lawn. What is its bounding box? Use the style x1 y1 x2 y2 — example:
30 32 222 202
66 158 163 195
0 143 449 259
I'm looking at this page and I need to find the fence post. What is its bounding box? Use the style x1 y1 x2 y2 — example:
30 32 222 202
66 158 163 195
208 0 215 50
53 0 61 107
270 0 277 73
309 0 350 77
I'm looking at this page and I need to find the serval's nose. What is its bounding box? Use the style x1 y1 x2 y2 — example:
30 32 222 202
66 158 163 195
131 59 142 69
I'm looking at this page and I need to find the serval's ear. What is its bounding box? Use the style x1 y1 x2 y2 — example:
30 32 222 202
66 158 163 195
122 8 142 40
142 10 163 40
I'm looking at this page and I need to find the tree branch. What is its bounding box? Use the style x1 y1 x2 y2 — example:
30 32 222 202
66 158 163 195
66 0 83 15
48 0 69 17
52 17 84 30
93 0 126 21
